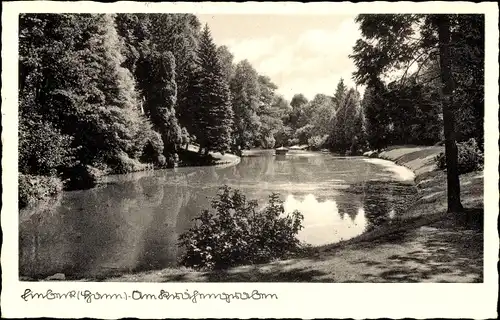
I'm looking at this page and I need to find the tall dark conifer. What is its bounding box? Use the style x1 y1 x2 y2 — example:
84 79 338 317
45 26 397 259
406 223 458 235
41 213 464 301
332 78 347 111
195 25 233 154
136 50 181 164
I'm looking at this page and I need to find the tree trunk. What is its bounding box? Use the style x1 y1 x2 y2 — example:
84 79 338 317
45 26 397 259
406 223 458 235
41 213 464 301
437 15 463 213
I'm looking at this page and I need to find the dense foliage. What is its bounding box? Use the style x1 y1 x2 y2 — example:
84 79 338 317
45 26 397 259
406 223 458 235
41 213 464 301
350 14 483 151
435 138 484 174
18 14 289 208
194 26 234 154
19 13 484 211
178 186 304 270
19 14 159 203
19 174 63 208
350 14 484 212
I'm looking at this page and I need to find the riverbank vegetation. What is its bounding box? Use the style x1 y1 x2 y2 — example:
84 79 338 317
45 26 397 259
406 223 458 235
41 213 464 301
19 13 484 217
18 14 288 208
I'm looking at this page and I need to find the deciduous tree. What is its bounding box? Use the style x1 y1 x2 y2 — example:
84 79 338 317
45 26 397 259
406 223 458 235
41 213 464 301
350 14 483 212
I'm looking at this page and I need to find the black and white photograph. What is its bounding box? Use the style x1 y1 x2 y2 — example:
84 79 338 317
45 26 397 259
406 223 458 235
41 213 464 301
2 1 498 319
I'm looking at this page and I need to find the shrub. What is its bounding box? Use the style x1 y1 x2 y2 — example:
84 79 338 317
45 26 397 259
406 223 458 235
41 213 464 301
63 164 102 190
261 134 276 149
19 174 63 209
295 124 314 145
274 126 293 147
435 138 484 174
140 130 165 167
307 135 328 151
178 186 304 270
180 127 191 148
19 117 77 176
289 138 300 146
113 151 153 174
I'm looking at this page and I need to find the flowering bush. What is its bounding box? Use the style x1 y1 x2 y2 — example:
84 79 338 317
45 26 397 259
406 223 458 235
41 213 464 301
435 138 484 174
178 186 304 270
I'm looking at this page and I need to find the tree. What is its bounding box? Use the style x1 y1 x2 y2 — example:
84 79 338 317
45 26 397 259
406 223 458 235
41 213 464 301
450 15 484 147
217 45 235 84
71 14 153 169
258 75 279 109
19 115 76 176
327 78 351 150
114 13 151 74
287 93 309 131
290 93 308 110
291 94 334 148
435 15 463 212
332 78 348 110
19 14 78 176
116 13 185 166
136 50 182 164
230 60 262 151
196 25 234 154
271 94 291 117
145 14 203 135
256 76 284 149
309 94 335 137
330 88 362 153
19 14 155 177
180 61 203 137
349 14 483 212
343 90 363 154
275 125 293 147
385 78 441 145
361 82 391 150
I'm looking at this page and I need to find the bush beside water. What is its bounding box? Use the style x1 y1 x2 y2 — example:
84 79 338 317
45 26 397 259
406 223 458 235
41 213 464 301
435 138 484 174
307 135 328 151
19 174 63 209
178 186 304 270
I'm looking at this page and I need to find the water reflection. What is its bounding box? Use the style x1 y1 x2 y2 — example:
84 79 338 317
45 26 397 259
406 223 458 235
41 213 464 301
284 194 367 245
275 154 287 161
19 150 416 279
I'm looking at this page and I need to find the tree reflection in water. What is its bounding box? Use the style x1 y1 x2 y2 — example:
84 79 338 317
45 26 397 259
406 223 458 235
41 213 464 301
281 180 415 246
284 194 368 245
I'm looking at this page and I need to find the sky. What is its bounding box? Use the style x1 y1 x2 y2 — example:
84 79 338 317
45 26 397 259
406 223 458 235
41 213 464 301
197 14 363 101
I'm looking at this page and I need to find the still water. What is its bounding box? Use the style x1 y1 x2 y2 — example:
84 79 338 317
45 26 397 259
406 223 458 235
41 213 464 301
19 150 416 279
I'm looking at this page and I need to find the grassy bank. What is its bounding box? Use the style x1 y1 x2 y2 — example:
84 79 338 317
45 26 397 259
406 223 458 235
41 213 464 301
379 145 483 212
94 145 483 283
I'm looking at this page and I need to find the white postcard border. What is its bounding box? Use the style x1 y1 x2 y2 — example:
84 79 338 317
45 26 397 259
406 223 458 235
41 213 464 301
2 2 498 319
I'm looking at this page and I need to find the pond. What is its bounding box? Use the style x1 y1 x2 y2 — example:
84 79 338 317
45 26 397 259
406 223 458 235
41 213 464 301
19 150 417 279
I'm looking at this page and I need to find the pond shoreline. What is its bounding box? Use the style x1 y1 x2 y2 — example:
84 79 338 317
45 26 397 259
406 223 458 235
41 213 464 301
19 146 241 211
24 145 483 282
96 145 482 283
